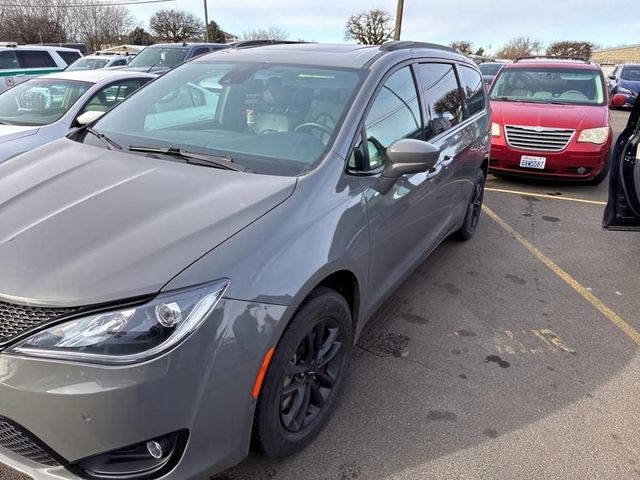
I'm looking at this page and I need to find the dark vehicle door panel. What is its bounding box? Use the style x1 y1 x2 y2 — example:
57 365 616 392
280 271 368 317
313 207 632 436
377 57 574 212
603 100 640 230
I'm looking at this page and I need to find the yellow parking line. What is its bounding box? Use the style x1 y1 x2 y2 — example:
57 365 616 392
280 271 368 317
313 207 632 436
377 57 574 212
486 187 607 206
483 205 640 346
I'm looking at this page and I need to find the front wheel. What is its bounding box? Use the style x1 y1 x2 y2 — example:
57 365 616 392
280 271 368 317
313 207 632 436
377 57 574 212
254 287 353 458
451 169 486 241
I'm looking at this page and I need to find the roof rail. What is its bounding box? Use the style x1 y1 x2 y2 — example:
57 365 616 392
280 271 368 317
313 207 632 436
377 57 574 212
380 41 458 54
230 40 309 49
514 55 591 64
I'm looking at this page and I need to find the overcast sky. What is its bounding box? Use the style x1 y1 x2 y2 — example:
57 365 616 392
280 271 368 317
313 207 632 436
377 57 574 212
130 0 639 53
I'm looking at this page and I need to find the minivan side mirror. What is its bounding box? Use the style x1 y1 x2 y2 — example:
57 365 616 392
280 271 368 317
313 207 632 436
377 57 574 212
378 138 440 194
76 110 105 126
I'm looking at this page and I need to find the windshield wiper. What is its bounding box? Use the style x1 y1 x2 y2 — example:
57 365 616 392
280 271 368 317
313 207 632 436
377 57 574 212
86 127 122 151
492 97 525 102
127 145 244 171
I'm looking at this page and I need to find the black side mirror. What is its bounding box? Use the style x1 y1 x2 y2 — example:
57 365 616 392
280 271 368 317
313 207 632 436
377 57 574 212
378 138 440 194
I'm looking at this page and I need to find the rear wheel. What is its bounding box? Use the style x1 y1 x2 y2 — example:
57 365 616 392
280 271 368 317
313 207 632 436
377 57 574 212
254 287 352 458
451 169 486 241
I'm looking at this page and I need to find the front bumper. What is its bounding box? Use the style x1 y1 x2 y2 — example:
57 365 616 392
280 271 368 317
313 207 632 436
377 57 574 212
0 298 292 480
490 131 612 180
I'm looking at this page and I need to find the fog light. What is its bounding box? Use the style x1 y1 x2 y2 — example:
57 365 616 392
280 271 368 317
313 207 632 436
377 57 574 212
71 430 187 479
577 167 587 175
146 441 163 459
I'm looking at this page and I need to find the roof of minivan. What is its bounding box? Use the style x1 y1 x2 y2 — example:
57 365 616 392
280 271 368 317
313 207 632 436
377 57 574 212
149 42 227 49
193 42 465 69
504 59 600 70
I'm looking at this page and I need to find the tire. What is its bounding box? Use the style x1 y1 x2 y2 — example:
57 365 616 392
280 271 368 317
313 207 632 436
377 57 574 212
451 169 486 241
587 160 610 186
254 287 353 458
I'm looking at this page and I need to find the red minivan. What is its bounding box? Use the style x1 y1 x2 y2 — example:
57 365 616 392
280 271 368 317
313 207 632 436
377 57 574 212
489 57 612 184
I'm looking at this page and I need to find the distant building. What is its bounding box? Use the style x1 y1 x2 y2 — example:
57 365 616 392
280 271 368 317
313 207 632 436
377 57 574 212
592 44 640 65
223 31 238 43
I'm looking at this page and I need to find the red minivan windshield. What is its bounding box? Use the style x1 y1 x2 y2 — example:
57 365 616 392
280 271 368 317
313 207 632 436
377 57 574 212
490 67 605 106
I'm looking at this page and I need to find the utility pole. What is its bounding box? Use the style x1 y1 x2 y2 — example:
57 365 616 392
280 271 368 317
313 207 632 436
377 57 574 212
204 0 210 42
394 0 404 41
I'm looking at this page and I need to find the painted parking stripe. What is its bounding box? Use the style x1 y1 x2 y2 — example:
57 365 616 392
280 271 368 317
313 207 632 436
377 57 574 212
486 187 607 206
483 205 640 345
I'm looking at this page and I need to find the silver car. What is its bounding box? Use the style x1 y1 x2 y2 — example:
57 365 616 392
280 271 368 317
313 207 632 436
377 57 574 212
0 69 155 162
0 42 490 479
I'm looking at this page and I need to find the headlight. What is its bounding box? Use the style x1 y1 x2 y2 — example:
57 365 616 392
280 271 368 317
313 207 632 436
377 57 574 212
617 86 634 96
577 127 609 144
491 122 501 137
8 280 228 364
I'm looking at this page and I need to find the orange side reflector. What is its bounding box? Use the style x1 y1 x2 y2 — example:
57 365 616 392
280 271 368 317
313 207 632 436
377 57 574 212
252 347 275 398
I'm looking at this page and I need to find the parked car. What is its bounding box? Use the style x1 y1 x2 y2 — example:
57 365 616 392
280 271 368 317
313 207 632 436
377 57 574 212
479 61 503 89
607 63 640 108
489 57 612 184
603 96 640 230
0 41 490 480
121 42 228 73
65 54 133 71
0 69 154 162
0 43 83 94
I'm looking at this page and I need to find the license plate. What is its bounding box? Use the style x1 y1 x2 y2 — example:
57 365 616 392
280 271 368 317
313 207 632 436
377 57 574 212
520 155 546 169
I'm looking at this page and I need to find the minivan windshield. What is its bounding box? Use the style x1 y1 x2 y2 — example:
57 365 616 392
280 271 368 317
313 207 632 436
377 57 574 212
621 65 640 81
89 61 362 176
490 67 605 105
0 78 91 126
126 46 189 69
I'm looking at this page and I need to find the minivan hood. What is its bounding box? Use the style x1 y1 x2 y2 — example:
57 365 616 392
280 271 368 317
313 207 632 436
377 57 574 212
491 100 607 130
0 139 296 307
0 125 39 143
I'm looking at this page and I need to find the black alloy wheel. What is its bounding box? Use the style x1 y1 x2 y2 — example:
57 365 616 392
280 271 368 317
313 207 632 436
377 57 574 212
254 287 352 458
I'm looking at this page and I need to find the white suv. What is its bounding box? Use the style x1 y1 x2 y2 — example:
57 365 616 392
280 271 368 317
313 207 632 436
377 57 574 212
0 43 83 94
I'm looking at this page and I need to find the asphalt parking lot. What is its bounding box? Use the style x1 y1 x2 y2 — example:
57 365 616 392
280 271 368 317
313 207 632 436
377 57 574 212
1 110 637 480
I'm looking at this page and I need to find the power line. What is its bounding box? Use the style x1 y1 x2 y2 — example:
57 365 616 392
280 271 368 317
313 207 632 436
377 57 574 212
1 0 175 7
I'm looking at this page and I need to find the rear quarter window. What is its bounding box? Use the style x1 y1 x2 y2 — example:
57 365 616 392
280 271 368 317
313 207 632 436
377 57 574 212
57 50 81 66
0 51 19 70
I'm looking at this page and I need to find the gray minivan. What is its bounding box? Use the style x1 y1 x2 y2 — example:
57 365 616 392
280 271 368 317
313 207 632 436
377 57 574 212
0 42 490 479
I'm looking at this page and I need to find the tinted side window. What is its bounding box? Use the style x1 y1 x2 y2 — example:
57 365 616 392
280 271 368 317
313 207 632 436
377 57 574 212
363 67 421 170
458 65 485 118
192 47 210 58
416 63 463 139
57 50 81 65
0 51 19 70
80 80 143 115
17 51 56 68
110 58 127 67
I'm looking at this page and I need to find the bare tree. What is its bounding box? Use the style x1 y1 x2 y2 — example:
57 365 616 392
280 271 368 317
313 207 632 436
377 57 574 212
546 41 595 59
345 9 394 45
0 0 70 43
450 40 473 56
241 27 289 41
77 2 135 52
497 36 544 59
149 8 203 42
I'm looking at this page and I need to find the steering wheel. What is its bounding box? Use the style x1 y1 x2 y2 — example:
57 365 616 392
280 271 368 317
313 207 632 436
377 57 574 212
294 122 333 136
259 128 280 135
560 90 584 97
